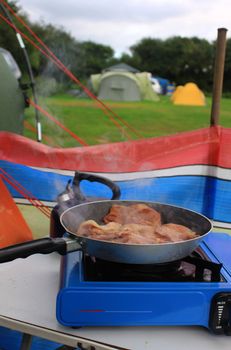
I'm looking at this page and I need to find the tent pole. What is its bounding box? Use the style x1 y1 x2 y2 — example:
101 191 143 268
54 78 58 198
210 27 228 126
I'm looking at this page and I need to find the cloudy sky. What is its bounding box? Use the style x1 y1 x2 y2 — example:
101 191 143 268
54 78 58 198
17 0 230 56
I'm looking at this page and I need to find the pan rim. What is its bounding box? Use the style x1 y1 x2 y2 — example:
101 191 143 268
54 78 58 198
60 199 213 247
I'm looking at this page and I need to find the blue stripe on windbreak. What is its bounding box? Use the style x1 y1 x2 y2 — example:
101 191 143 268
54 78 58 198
1 160 231 224
117 176 216 219
0 160 70 202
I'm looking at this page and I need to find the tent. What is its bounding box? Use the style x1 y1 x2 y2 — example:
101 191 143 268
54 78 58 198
90 71 159 102
171 85 183 101
172 82 206 106
154 76 170 95
0 48 26 134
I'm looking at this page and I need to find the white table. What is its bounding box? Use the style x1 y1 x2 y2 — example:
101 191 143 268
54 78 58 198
0 252 230 350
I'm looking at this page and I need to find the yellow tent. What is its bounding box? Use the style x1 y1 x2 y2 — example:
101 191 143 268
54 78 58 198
172 82 205 106
171 85 183 102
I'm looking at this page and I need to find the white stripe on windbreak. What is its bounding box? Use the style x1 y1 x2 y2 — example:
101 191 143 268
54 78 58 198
31 165 231 182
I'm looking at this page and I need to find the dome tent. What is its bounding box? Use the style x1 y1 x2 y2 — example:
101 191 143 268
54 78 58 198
90 71 159 102
172 82 205 106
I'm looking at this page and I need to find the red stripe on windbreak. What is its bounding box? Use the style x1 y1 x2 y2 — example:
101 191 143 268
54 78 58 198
80 309 105 313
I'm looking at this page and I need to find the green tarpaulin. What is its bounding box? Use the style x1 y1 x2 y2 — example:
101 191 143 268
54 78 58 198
0 50 25 134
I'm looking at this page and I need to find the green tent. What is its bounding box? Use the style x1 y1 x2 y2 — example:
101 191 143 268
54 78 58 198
0 48 26 134
90 71 159 102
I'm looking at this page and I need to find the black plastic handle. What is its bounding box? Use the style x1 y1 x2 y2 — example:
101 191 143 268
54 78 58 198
0 237 67 264
73 172 121 201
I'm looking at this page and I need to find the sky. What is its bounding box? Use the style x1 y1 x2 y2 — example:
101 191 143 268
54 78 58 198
17 0 230 56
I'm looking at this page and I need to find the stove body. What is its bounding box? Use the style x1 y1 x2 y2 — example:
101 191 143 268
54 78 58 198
57 232 231 335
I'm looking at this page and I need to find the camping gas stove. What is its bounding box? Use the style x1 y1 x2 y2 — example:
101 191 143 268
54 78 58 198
56 232 231 335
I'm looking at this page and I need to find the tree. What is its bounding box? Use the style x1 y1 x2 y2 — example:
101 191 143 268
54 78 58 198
128 36 214 91
0 1 40 75
130 38 166 74
165 37 214 90
78 41 114 78
30 22 83 84
0 1 115 88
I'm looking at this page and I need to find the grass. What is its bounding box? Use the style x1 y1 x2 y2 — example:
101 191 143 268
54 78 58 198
24 94 231 148
17 204 50 239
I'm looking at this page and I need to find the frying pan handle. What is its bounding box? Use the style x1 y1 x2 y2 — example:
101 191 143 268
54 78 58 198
73 172 121 200
0 237 68 264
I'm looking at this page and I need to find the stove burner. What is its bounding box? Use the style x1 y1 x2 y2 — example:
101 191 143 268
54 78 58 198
83 248 222 282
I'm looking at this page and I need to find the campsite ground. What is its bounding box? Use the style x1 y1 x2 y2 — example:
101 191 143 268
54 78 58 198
24 94 231 148
22 93 231 238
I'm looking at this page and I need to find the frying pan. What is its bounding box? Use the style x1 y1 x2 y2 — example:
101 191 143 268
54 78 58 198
0 200 212 264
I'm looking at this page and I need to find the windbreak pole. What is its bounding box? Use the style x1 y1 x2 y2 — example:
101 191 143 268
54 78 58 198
210 28 228 126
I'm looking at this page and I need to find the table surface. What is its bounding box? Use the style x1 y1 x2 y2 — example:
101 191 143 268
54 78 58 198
0 252 230 350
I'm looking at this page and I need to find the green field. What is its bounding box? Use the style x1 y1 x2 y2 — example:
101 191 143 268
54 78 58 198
24 94 231 148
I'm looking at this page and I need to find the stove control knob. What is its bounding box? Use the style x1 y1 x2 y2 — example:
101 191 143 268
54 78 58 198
209 293 231 335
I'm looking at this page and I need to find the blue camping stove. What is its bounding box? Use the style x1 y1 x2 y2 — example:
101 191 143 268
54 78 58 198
56 232 231 335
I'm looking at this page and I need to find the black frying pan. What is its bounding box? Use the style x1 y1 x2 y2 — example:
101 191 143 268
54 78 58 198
0 200 212 265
